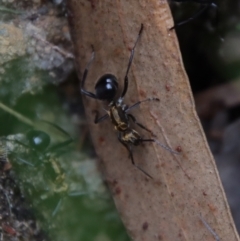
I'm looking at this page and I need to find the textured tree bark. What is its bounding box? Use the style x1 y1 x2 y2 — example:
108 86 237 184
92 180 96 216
67 0 239 240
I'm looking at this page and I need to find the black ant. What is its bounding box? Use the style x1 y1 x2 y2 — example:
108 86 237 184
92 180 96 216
81 24 178 179
169 0 218 30
2 123 79 217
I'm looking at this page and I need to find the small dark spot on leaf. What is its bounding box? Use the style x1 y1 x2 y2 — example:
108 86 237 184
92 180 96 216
176 146 182 152
114 47 122 56
139 89 146 98
115 186 121 195
142 222 148 231
87 0 97 9
152 90 157 95
124 194 129 199
158 234 163 240
165 84 170 91
113 179 118 186
98 136 105 144
144 176 150 182
208 203 217 212
160 162 165 167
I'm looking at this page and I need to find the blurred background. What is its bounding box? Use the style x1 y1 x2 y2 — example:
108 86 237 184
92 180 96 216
171 0 240 233
0 0 240 240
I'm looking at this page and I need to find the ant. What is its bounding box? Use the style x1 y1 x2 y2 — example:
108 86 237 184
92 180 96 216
2 124 80 217
81 24 178 179
169 0 218 30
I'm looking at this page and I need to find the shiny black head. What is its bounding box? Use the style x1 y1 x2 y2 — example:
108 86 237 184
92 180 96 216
95 74 118 101
26 130 51 152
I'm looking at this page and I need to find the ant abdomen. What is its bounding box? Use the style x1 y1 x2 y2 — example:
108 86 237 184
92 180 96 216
95 74 118 101
122 129 141 146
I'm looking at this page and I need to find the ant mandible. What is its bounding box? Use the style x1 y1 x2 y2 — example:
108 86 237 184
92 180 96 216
81 24 177 179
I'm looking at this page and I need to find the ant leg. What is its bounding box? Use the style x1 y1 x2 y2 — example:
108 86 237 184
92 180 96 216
40 120 72 139
126 97 159 112
93 110 109 124
47 139 73 154
80 46 98 99
15 156 35 166
128 114 155 136
169 3 215 30
117 132 153 179
121 24 144 98
2 190 12 217
52 198 63 217
140 139 179 154
6 149 35 166
198 215 220 241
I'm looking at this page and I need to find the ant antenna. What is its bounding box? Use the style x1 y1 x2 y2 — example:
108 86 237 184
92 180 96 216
121 24 144 98
198 215 220 241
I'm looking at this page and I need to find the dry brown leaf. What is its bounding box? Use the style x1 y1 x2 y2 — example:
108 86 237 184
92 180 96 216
67 1 239 240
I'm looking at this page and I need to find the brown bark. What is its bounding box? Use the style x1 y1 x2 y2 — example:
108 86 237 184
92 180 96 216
67 0 239 240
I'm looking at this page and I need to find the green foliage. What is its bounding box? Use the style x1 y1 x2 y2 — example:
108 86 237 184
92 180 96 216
0 82 130 241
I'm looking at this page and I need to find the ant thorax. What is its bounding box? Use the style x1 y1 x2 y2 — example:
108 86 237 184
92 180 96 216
108 100 115 107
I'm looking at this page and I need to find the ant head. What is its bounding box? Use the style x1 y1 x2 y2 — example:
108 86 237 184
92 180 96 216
95 74 118 101
26 130 50 152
